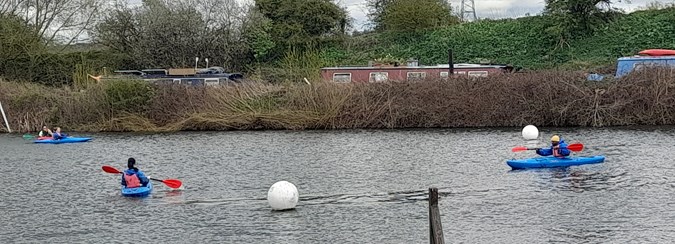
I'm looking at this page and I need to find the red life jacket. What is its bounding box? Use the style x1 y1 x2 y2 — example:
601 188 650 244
553 145 563 158
124 173 141 188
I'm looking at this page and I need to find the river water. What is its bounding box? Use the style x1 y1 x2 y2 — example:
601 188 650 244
1 127 675 243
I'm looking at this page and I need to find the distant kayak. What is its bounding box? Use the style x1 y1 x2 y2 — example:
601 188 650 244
33 137 91 144
121 181 153 197
507 155 605 170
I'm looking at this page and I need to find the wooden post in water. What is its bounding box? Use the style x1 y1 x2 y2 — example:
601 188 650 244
429 187 444 244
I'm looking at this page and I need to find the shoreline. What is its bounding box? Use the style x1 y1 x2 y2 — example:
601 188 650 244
6 123 675 134
2 68 675 133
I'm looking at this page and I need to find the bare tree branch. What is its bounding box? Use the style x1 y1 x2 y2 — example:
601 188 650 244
5 0 103 46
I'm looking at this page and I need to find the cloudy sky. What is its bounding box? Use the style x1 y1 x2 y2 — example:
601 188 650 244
335 0 671 31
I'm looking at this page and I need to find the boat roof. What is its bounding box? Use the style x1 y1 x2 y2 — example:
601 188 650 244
321 63 512 70
618 55 675 61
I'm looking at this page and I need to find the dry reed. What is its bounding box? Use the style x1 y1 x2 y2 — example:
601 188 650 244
1 68 674 133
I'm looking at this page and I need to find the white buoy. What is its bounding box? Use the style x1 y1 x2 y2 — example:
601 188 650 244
522 125 538 140
267 181 298 211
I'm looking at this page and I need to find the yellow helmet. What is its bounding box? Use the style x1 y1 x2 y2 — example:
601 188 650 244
551 135 560 142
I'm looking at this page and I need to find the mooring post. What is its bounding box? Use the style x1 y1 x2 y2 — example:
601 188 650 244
448 49 454 77
0 101 11 133
429 187 444 244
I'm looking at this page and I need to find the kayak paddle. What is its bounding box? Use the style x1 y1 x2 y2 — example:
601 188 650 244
102 165 182 189
511 143 584 152
22 134 35 139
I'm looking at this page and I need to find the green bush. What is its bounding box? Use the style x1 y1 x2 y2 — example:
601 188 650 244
105 80 156 114
327 8 675 70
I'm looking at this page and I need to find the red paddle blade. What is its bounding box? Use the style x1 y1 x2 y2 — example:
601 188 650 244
162 179 182 189
568 143 584 152
511 146 529 152
102 165 122 174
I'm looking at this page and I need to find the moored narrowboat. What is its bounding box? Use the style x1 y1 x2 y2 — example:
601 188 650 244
320 50 519 83
100 66 244 86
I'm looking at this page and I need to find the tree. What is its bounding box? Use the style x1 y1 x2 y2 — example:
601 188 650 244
368 0 458 32
241 8 275 62
0 14 46 79
93 0 250 70
254 0 349 57
366 0 392 31
544 0 624 48
0 0 103 46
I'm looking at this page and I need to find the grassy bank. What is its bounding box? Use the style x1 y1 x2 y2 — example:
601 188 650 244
1 68 675 133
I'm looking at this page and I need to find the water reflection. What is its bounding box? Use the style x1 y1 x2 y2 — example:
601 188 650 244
519 166 631 193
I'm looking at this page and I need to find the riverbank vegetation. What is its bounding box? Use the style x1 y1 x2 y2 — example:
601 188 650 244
1 67 674 133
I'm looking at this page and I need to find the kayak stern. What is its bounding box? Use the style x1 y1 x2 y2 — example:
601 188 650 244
121 181 153 197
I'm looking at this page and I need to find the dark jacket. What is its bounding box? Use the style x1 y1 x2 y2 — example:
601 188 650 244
39 130 51 137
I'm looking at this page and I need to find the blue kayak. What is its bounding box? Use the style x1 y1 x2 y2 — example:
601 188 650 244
33 137 91 144
507 155 605 170
121 181 153 197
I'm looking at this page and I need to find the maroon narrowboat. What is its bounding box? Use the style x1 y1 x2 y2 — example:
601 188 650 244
321 50 518 83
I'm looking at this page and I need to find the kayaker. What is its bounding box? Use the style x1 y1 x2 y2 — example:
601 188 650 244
121 158 150 188
38 125 53 138
536 135 571 158
51 127 69 140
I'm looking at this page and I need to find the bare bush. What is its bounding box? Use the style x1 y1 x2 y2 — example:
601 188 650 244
2 68 675 133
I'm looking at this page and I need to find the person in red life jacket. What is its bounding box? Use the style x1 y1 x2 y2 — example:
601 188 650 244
536 135 571 158
121 158 149 188
51 127 69 140
38 125 53 139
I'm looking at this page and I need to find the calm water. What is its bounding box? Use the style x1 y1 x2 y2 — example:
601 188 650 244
1 127 675 243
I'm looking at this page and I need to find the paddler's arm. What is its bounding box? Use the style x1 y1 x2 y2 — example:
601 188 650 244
536 148 552 156
558 144 571 156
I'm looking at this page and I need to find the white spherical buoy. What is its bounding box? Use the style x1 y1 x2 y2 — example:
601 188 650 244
267 181 299 211
522 125 539 140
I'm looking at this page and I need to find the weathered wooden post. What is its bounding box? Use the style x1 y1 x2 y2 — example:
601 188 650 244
0 101 10 132
429 187 445 244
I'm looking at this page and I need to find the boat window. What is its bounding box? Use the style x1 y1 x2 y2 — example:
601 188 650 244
369 72 388 82
407 72 426 81
468 71 488 77
205 78 219 86
633 61 667 71
333 73 352 83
